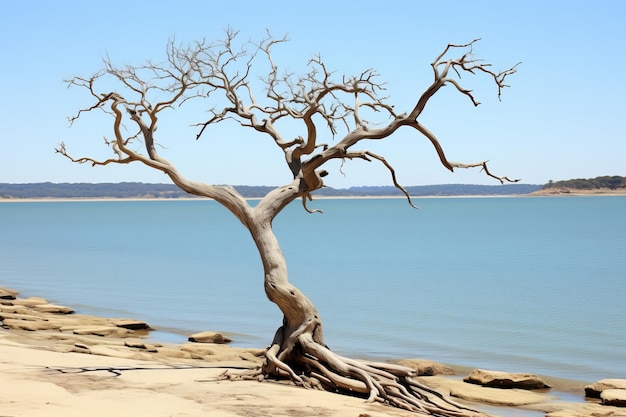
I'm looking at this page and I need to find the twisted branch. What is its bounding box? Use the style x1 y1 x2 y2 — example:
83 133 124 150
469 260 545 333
61 31 518 416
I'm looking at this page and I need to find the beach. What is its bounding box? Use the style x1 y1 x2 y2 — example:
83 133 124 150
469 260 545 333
0 286 415 417
2 336 422 417
2 286 625 417
2 336 421 417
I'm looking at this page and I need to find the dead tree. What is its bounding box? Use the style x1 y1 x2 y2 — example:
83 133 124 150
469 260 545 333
58 29 519 416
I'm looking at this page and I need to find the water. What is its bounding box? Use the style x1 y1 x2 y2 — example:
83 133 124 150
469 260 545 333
1 196 624 386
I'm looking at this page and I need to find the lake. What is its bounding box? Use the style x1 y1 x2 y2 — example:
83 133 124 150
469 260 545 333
1 196 624 386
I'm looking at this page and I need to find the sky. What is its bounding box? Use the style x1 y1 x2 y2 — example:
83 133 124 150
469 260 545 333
1 1 624 188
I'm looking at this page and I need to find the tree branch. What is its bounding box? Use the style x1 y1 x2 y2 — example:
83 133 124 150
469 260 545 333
62 31 519 416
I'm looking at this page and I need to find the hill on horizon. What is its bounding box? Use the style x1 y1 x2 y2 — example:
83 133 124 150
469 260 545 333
0 182 541 199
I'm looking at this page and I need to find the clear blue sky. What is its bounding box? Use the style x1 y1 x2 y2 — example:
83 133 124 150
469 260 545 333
1 1 624 187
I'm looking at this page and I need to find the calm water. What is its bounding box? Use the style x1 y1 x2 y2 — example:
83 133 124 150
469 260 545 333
1 196 624 385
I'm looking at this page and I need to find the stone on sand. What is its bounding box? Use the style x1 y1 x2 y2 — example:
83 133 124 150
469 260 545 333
464 368 550 390
601 389 626 407
70 325 132 337
2 318 60 331
390 358 455 376
188 331 232 344
416 376 553 406
585 378 626 398
0 286 18 299
33 303 75 314
113 319 151 330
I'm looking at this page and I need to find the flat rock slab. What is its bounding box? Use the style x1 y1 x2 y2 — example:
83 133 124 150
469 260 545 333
86 344 152 360
113 319 151 330
33 304 75 314
177 343 263 362
0 304 30 314
70 326 131 337
0 312 46 321
464 369 550 390
0 286 18 299
390 358 455 376
585 378 626 398
601 389 626 407
188 331 232 344
538 400 626 416
416 376 553 406
3 319 60 331
124 338 158 352
10 297 49 307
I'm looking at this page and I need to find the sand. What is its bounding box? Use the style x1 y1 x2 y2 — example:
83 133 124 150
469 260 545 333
0 331 424 417
0 288 430 417
2 288 624 417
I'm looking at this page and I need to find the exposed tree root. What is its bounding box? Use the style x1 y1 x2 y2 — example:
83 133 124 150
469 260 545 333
222 333 489 417
61 32 516 417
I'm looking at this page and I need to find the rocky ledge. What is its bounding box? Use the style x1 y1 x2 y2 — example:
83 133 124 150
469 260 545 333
585 379 626 407
0 286 264 363
2 285 626 417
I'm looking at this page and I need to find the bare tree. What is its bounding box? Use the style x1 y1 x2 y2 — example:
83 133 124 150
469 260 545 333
58 29 519 416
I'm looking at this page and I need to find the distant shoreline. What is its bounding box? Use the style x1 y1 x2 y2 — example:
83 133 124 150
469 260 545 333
2 188 626 203
0 182 542 200
528 188 626 196
3 178 624 200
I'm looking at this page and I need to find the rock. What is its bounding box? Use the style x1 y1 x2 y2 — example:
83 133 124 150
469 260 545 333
113 319 151 330
416 376 553 406
88 345 150 360
188 331 232 344
151 346 192 359
124 338 147 349
585 378 626 398
2 318 60 331
180 343 217 359
541 401 625 416
124 338 158 352
143 344 158 352
0 312 44 321
390 359 455 376
69 325 131 337
463 369 550 390
10 297 48 307
177 343 262 363
33 304 75 314
0 303 29 314
0 286 18 299
601 389 626 407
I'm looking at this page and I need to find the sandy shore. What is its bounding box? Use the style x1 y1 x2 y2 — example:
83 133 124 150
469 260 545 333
0 312 417 417
1 334 426 417
2 287 624 417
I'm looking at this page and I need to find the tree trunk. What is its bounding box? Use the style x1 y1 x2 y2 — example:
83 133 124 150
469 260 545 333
248 212 326 373
239 207 488 416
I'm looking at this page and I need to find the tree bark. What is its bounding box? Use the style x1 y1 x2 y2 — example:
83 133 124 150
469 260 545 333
250 217 325 372
59 33 518 415
232 185 488 416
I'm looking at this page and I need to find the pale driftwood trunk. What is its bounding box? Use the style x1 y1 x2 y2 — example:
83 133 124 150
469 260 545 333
250 219 325 372
60 33 518 415
247 184 326 377
227 185 489 416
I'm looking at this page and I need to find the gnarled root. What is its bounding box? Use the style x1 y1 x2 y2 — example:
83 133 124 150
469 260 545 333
223 332 489 416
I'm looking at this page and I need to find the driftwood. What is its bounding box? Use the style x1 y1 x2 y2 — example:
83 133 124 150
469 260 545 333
58 30 518 415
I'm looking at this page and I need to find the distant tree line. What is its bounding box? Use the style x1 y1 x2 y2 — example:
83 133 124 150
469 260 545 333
0 182 193 199
542 176 626 190
0 182 541 199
